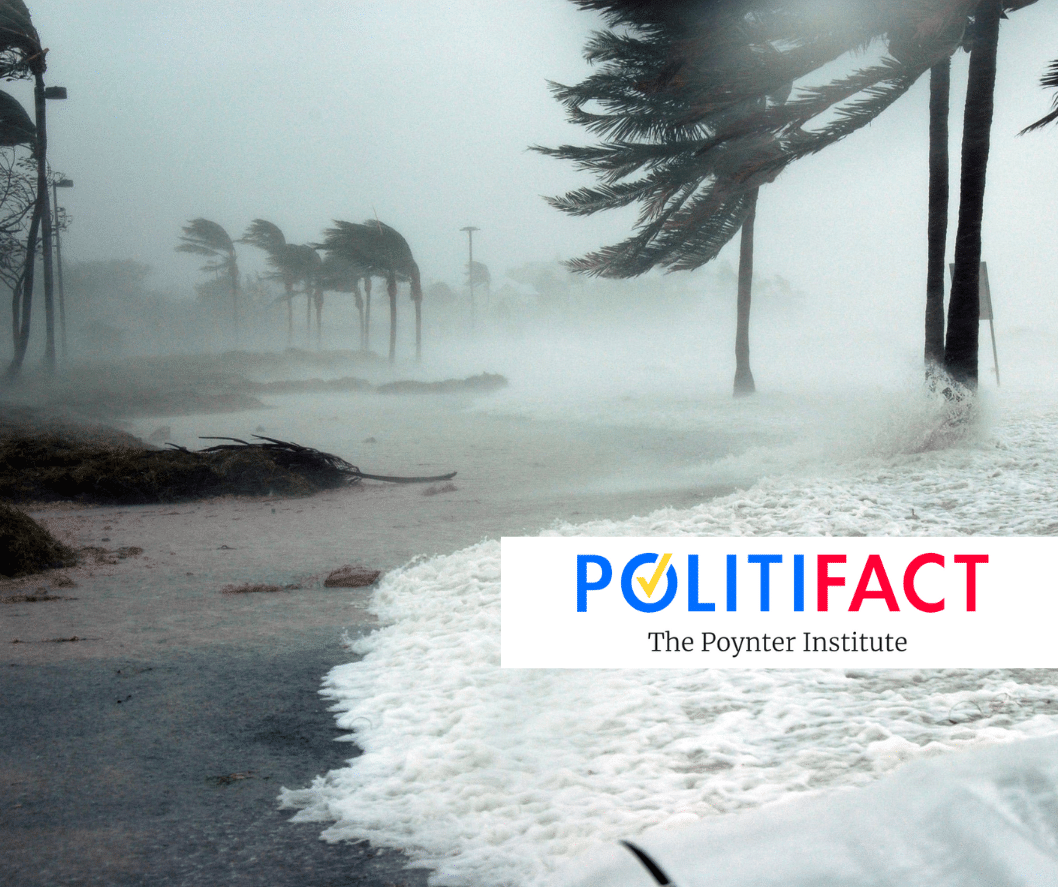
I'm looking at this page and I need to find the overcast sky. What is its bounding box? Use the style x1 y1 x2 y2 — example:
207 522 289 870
13 1 1058 328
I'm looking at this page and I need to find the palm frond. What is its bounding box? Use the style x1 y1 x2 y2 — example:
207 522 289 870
1019 58 1058 134
0 88 33 146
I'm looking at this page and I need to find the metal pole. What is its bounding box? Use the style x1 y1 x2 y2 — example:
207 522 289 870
52 179 67 361
461 226 478 330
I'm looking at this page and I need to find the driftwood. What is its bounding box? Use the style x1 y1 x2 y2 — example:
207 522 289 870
187 436 457 484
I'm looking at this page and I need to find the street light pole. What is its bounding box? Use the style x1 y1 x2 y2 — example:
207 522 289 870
460 225 479 329
38 84 67 372
52 177 73 361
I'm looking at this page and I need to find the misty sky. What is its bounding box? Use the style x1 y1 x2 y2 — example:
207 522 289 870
12 1 1058 329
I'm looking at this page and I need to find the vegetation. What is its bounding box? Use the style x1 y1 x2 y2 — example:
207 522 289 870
176 218 241 340
316 219 423 362
0 501 76 577
541 0 1038 392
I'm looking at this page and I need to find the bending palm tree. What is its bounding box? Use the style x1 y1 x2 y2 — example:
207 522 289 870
0 0 55 380
176 218 240 340
317 219 423 362
240 218 297 344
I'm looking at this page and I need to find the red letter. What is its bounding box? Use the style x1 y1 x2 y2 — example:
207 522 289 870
817 555 845 612
903 553 945 613
954 554 987 611
849 554 900 611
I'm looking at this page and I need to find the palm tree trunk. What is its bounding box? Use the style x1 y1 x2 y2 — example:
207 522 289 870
6 201 42 381
364 277 372 350
285 281 294 345
944 0 1001 388
230 265 239 346
354 282 366 350
387 273 397 363
315 289 323 348
733 188 758 397
924 57 950 371
411 266 423 363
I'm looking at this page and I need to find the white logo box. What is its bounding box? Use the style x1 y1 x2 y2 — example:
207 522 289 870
500 537 1057 668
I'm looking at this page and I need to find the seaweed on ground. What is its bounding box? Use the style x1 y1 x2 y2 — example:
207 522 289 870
0 504 78 577
0 434 361 505
0 433 457 505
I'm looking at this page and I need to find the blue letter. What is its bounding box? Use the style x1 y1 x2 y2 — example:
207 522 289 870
794 554 804 611
688 554 715 611
748 554 782 611
577 555 611 612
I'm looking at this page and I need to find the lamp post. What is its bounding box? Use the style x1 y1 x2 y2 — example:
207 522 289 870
37 84 67 371
460 225 479 329
52 177 73 360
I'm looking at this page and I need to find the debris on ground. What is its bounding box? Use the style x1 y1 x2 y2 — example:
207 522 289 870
375 372 507 394
324 564 381 588
220 582 302 595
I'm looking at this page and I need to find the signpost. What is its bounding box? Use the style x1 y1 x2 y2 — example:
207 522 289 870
950 261 999 386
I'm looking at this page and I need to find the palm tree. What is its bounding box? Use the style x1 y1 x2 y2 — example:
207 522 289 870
924 57 951 372
1020 57 1058 133
0 0 54 380
240 218 297 344
317 220 423 362
943 0 1004 389
176 218 240 340
0 90 34 374
548 0 1033 393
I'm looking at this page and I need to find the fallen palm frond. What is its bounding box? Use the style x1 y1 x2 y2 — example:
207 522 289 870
192 435 456 483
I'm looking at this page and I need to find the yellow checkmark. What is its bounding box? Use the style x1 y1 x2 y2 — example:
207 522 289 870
636 553 672 599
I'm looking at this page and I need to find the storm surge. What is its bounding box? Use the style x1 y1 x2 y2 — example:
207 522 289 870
281 387 1058 887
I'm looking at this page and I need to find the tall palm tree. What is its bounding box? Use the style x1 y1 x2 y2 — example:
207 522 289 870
240 218 297 344
0 90 34 374
176 218 240 340
924 57 951 372
317 219 423 362
548 0 1033 393
0 0 53 381
943 0 1004 389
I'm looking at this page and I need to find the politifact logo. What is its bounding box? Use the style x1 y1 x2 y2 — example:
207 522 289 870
575 551 987 614
500 537 1057 668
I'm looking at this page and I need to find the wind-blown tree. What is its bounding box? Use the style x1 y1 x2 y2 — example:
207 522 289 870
0 0 55 380
176 218 240 340
1020 57 1058 133
546 0 1034 392
240 218 297 344
539 2 905 395
0 94 34 359
317 219 423 362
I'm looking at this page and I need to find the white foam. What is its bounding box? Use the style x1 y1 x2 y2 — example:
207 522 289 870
281 387 1058 886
